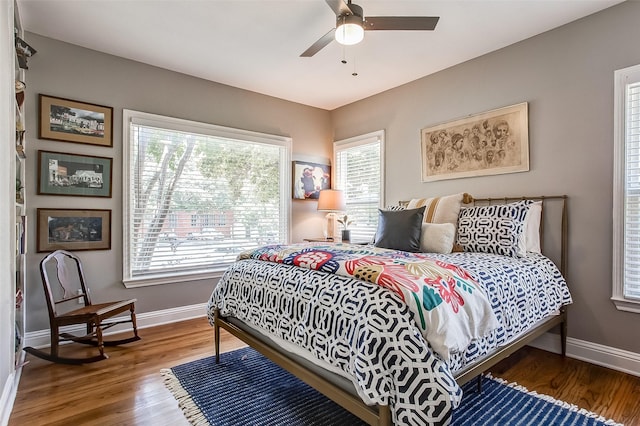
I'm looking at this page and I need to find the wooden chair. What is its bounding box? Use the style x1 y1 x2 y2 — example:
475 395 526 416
24 250 140 364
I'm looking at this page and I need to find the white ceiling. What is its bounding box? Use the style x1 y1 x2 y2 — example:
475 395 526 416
18 0 623 110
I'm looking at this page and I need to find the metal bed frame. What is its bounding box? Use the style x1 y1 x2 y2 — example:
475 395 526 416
214 195 569 426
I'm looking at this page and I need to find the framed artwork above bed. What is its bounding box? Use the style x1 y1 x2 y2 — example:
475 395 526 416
421 102 529 182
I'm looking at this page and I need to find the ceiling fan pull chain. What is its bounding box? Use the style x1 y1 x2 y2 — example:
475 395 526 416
352 52 358 77
341 43 347 64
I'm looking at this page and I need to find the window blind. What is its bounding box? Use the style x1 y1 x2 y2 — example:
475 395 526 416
335 132 384 242
123 111 290 286
624 81 640 300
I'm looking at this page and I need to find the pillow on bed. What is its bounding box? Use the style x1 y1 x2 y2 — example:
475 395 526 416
457 200 534 257
523 201 542 253
374 206 425 252
406 192 470 228
420 222 455 254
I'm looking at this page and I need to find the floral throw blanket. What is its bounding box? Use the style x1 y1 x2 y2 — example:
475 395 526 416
239 242 498 359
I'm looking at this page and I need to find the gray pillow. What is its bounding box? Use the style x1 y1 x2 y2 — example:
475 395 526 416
374 206 426 252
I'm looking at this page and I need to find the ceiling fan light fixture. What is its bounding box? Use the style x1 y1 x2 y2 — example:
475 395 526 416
335 15 364 46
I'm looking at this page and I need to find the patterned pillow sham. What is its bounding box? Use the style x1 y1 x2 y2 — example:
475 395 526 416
456 200 534 257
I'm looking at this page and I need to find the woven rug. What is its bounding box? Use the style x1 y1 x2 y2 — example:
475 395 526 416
162 347 622 426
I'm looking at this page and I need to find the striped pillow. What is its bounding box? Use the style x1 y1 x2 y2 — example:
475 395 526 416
406 193 471 227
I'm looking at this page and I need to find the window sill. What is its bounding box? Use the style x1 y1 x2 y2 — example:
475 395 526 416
611 296 640 314
123 269 225 288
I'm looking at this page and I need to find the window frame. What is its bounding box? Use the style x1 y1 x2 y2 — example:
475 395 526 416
122 109 291 288
334 130 385 242
612 63 640 313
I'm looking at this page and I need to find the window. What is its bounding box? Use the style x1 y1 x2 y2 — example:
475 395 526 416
334 131 385 242
613 64 640 313
123 110 291 287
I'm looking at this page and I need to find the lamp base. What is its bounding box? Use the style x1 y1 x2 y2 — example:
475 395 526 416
324 212 337 240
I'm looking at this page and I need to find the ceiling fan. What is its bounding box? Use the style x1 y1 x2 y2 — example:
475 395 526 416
300 0 439 57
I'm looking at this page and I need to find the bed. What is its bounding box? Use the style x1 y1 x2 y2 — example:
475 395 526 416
207 195 572 426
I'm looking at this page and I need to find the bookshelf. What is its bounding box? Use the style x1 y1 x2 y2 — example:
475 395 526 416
12 0 34 369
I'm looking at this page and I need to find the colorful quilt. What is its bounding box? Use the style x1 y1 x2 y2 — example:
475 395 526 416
238 242 499 360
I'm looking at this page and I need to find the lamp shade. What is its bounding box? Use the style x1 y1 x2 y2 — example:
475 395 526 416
317 189 346 212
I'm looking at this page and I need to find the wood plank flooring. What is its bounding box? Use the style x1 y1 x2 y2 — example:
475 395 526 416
9 317 640 425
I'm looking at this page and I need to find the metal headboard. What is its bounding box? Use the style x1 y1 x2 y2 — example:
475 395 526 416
400 195 568 278
464 195 568 278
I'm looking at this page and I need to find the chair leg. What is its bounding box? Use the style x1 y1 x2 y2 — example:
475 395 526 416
130 306 139 338
95 323 106 358
24 322 108 364
51 325 59 357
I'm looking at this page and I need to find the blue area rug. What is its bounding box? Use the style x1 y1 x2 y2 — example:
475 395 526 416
162 347 621 426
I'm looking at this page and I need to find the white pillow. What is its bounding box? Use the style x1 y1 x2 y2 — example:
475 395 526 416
420 223 455 254
523 201 542 253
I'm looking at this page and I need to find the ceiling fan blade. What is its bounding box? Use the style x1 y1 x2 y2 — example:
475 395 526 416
325 0 353 17
364 16 439 31
300 28 336 57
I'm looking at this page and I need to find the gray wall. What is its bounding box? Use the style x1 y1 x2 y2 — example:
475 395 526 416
331 1 640 354
23 1 640 355
24 33 332 332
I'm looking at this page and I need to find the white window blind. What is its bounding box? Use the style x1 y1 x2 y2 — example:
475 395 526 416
123 110 290 287
335 131 384 242
613 64 640 312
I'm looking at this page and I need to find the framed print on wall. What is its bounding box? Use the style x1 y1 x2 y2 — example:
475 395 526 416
39 94 113 147
421 102 529 182
38 150 113 197
292 160 331 200
37 208 111 252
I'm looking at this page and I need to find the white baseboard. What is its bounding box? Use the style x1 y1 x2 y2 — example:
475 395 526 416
1 358 24 426
22 304 640 377
529 332 640 377
24 303 208 349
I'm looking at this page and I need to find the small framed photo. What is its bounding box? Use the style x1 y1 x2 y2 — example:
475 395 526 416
38 150 113 198
39 94 113 147
292 161 330 200
37 208 111 252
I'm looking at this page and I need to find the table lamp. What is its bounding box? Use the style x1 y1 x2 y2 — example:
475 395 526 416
317 189 346 240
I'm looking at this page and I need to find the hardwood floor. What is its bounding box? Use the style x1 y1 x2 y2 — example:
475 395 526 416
9 318 640 425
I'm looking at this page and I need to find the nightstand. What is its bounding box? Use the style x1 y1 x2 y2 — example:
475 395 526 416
303 237 370 245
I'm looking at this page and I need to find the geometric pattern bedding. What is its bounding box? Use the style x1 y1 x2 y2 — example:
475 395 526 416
209 259 462 425
207 247 572 425
238 243 499 360
429 251 573 372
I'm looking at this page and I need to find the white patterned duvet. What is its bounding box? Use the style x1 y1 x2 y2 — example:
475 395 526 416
207 250 571 425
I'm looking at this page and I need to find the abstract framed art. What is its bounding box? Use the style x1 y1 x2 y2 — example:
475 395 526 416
421 102 529 182
292 161 331 200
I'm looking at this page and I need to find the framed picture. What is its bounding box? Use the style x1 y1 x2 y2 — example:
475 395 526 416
421 102 529 182
292 161 331 200
37 208 111 252
38 150 113 198
39 94 113 147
